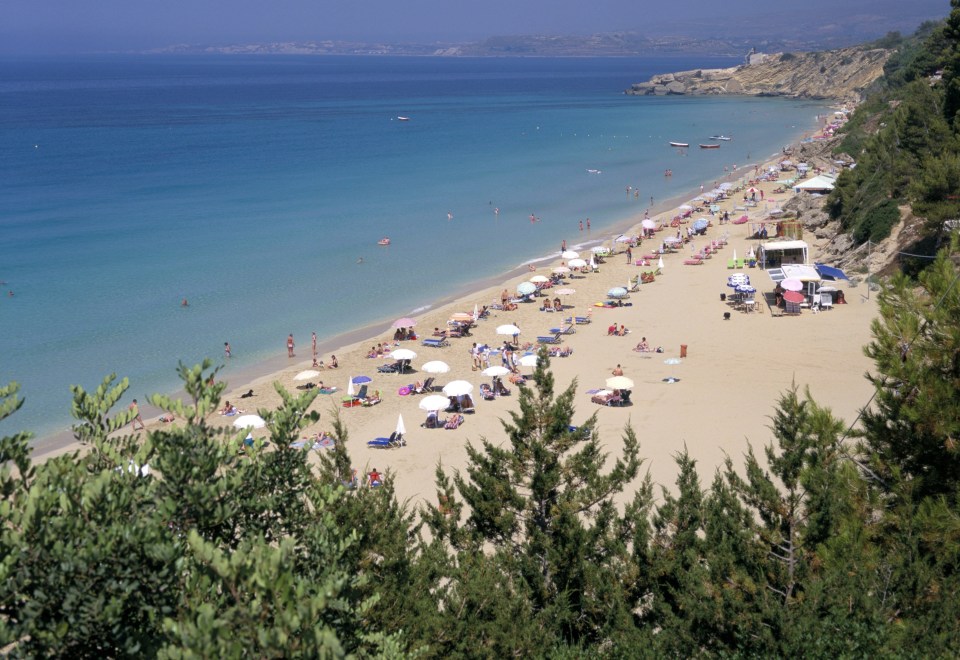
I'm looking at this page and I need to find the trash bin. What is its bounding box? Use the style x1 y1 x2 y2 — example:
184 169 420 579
680 344 688 358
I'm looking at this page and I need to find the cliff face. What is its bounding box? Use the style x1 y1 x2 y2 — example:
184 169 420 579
627 47 892 103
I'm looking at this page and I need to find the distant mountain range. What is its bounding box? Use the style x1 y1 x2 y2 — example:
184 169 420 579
147 8 944 58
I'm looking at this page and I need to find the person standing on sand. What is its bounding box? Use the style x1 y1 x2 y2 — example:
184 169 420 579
130 399 145 431
287 334 295 358
501 289 509 307
224 342 231 358
626 246 633 264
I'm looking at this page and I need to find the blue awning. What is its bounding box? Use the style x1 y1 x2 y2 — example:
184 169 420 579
815 263 849 281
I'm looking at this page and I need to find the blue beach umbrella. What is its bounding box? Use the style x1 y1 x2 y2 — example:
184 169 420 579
517 282 537 296
352 375 373 384
607 287 628 299
692 218 709 232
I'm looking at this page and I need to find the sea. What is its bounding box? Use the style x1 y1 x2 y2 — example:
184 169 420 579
0 55 828 442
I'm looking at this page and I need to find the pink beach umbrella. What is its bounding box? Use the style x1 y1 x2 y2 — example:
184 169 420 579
392 317 417 328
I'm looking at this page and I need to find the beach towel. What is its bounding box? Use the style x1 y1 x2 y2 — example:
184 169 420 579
444 414 464 430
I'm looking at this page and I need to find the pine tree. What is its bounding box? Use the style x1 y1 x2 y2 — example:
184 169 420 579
424 349 648 651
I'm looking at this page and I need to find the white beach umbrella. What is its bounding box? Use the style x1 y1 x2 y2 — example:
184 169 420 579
615 235 633 243
419 395 450 412
496 324 521 336
607 287 628 299
641 219 657 230
391 348 417 361
518 353 540 367
442 380 474 397
663 236 681 245
294 369 321 381
552 266 571 275
591 246 610 254
678 204 693 211
568 258 587 269
605 376 635 390
561 250 580 259
396 414 406 436
529 275 549 283
421 360 450 374
233 414 266 429
483 365 511 377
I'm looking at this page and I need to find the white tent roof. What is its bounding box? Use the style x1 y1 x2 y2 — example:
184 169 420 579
795 174 836 192
762 240 808 252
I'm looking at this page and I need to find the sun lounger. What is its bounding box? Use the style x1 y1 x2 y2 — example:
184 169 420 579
444 414 464 430
422 412 443 428
683 258 704 265
367 431 405 449
548 325 575 335
459 394 476 414
377 361 401 373
536 333 562 344
572 316 591 324
422 338 449 348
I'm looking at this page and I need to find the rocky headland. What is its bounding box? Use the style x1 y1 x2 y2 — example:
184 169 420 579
626 46 892 104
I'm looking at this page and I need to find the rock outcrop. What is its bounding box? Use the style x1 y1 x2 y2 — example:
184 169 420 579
627 47 892 104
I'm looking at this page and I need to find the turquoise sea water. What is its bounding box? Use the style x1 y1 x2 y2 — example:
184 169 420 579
0 55 827 440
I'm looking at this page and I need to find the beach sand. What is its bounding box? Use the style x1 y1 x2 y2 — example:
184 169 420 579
34 139 878 505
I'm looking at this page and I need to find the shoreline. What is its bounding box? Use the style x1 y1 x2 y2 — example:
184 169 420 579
27 145 786 459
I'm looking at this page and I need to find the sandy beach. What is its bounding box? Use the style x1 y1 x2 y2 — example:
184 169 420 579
33 135 878 505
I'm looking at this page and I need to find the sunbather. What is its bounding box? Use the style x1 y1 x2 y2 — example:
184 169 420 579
633 338 650 352
219 401 238 415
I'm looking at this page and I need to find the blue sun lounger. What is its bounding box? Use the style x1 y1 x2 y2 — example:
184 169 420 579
422 338 449 348
536 333 562 344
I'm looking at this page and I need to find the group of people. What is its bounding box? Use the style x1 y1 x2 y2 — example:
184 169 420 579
607 324 630 336
540 297 564 312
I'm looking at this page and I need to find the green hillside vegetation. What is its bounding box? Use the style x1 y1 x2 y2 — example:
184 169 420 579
828 5 960 266
2 235 960 657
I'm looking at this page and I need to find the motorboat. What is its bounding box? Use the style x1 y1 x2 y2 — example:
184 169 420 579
378 237 391 246
709 135 732 141
699 143 721 149
397 116 411 121
669 141 689 148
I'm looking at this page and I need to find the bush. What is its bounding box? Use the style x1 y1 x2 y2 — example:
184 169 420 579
853 199 901 243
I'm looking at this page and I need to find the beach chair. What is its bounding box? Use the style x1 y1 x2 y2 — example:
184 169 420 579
377 361 401 373
412 377 434 394
460 394 476 414
493 377 511 396
422 338 448 348
367 431 405 449
736 258 746 269
727 258 736 269
683 258 704 266
819 292 834 310
537 333 562 344
548 325 575 336
361 390 381 406
573 316 591 324
444 414 464 430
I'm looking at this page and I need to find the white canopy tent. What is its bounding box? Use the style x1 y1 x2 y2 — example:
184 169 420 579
794 174 836 193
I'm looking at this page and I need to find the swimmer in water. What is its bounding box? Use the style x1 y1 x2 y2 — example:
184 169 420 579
357 257 364 264
181 298 189 307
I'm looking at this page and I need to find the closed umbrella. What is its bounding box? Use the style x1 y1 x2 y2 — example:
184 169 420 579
396 414 406 436
496 324 521 336
419 394 450 411
294 370 321 381
442 380 474 396
781 278 803 292
347 378 355 396
483 365 511 377
392 317 417 329
605 376 635 389
516 282 537 296
421 360 450 374
233 414 266 429
657 256 664 270
391 348 417 361
561 250 580 259
607 287 628 299
589 256 598 269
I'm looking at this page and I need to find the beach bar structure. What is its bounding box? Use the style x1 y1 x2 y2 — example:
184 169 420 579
756 239 809 269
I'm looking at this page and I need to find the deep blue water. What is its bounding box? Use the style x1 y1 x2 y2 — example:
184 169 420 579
0 55 826 439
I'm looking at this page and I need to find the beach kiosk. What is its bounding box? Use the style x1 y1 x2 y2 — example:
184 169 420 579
757 239 809 269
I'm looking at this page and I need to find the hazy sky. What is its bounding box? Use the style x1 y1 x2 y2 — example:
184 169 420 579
1 0 949 54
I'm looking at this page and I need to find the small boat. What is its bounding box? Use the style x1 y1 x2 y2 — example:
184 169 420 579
699 143 721 149
377 237 391 246
397 116 410 121
586 168 602 174
709 135 732 141
669 141 689 148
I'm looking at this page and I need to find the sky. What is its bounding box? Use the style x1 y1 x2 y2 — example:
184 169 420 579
0 0 949 54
